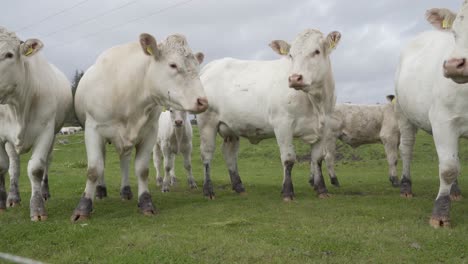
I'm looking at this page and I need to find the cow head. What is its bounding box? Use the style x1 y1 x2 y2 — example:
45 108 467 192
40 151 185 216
269 29 341 93
139 33 208 113
427 5 468 84
169 109 187 128
0 27 43 104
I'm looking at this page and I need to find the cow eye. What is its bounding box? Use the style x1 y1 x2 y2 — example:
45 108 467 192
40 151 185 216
288 54 293 59
5 52 13 59
314 50 320 56
169 109 173 113
169 63 178 69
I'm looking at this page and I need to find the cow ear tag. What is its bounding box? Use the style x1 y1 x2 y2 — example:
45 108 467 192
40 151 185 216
24 47 34 56
162 106 167 112
392 98 396 104
280 47 288 55
329 40 336 50
146 46 153 56
442 18 451 29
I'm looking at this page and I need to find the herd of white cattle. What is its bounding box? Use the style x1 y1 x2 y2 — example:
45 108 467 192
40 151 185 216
0 5 467 228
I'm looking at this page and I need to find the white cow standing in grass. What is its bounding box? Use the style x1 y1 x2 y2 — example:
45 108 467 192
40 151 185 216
0 27 72 221
198 29 341 200
322 95 400 187
153 109 196 192
395 4 468 228
71 33 207 221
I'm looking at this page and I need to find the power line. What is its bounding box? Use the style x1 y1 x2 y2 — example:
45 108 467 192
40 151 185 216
50 0 195 49
14 0 91 33
42 0 143 38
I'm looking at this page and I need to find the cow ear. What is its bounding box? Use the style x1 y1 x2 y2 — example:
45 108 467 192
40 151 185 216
386 95 395 103
195 52 204 64
324 31 341 54
20 39 43 57
426 8 456 30
269 40 290 56
139 33 160 59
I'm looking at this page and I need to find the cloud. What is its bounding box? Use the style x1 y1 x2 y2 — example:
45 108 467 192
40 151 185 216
0 0 462 104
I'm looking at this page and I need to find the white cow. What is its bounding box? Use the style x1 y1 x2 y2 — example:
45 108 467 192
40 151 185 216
322 95 400 187
395 4 468 228
198 29 341 200
71 33 207 221
153 109 196 192
0 27 72 221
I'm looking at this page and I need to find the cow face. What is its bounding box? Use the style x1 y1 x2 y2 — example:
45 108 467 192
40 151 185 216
270 29 341 93
139 33 208 113
0 27 43 104
427 5 468 84
169 109 187 128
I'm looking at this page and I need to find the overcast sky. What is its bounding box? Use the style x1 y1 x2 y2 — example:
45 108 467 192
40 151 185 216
0 0 461 104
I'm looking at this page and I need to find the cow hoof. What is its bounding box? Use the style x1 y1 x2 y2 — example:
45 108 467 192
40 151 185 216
239 192 248 197
203 181 215 200
429 217 450 228
138 192 157 215
170 177 177 186
318 193 331 199
7 199 21 208
7 191 21 207
400 193 413 198
161 186 170 193
232 183 246 194
156 177 163 187
96 185 108 199
204 193 215 200
31 215 48 222
0 190 7 210
120 186 133 200
331 177 340 187
71 197 93 222
188 181 198 189
389 176 400 187
450 194 462 201
283 196 293 202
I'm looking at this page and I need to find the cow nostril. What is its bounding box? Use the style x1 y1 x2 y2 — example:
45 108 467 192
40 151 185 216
457 58 466 69
297 75 303 82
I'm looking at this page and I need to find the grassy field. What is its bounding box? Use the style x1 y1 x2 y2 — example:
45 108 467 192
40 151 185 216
0 128 467 263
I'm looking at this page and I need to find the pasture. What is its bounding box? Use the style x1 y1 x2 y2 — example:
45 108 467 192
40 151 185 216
1 128 467 263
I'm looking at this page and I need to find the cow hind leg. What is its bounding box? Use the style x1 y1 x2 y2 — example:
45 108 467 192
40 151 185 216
183 148 197 189
41 143 54 201
398 116 417 198
0 144 9 212
199 117 218 199
119 152 133 200
324 142 339 187
274 127 296 201
161 152 175 193
222 136 245 194
5 142 20 207
153 144 163 187
382 138 399 187
310 140 329 198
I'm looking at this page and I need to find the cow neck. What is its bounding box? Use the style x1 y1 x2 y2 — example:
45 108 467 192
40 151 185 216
306 69 336 117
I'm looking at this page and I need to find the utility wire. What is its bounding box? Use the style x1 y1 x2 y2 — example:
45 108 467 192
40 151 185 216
14 0 91 33
42 0 143 38
50 0 195 49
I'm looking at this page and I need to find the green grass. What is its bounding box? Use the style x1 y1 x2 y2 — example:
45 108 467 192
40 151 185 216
0 129 467 263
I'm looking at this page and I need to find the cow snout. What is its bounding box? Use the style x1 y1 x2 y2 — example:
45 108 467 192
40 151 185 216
174 120 183 127
195 97 209 113
288 74 305 90
443 58 467 78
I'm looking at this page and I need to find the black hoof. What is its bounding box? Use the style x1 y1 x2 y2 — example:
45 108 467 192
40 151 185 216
389 176 400 187
71 196 93 222
30 192 47 221
138 192 157 215
400 178 413 198
120 186 133 200
430 196 451 228
96 185 108 199
232 183 245 194
331 177 340 187
7 192 21 207
0 190 6 211
203 180 215 199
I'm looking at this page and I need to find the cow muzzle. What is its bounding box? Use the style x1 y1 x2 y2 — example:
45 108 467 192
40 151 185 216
288 74 307 90
174 120 183 127
443 58 468 83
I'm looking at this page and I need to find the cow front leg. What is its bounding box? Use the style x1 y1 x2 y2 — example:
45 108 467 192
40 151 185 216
311 142 329 198
161 149 175 193
28 126 55 221
382 138 399 187
183 147 197 189
274 127 296 201
199 121 217 199
71 127 105 222
0 143 9 212
119 151 133 200
429 125 460 228
222 136 245 194
5 142 20 207
153 144 163 187
398 115 417 198
135 136 157 215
